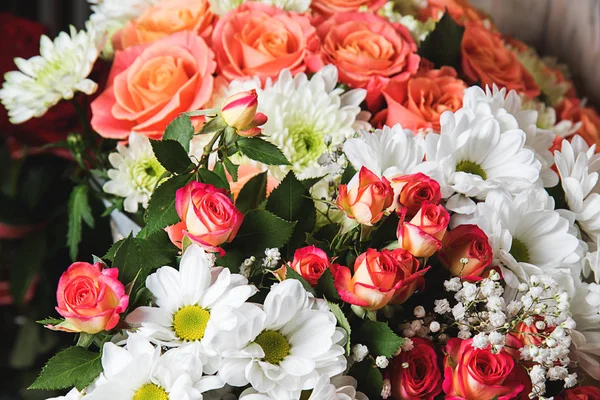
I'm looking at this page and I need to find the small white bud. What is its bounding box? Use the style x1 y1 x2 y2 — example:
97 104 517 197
351 344 369 362
413 306 426 318
381 379 391 399
375 356 389 369
429 321 441 333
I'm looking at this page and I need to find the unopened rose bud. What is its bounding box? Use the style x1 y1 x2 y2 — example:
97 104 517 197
221 89 259 130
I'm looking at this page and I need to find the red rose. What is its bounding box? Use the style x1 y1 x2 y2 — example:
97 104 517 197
287 246 333 286
389 173 442 217
396 202 449 258
558 386 600 400
390 338 442 400
438 224 493 279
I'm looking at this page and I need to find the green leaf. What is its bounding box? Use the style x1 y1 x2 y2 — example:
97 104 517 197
237 137 291 166
301 176 324 189
67 184 94 261
150 139 194 174
163 115 194 152
103 238 125 262
215 249 244 274
418 12 465 69
11 231 46 303
327 301 352 355
356 320 405 358
29 347 102 391
197 168 230 191
199 115 227 135
232 209 296 256
36 317 63 326
341 164 357 185
213 161 228 184
266 172 316 256
223 157 239 182
236 171 267 214
145 173 193 234
348 359 383 399
316 269 340 302
286 268 316 295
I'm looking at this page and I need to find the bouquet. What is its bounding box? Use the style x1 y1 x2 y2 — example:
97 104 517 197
1 0 600 399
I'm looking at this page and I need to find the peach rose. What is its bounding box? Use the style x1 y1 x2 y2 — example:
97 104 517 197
382 67 467 132
91 31 216 140
55 262 129 334
166 181 244 254
389 173 442 217
334 248 429 311
396 202 449 258
112 0 214 51
211 3 319 82
557 98 600 151
438 224 493 279
419 0 488 25
336 166 394 226
461 23 540 98
307 12 420 110
311 0 386 17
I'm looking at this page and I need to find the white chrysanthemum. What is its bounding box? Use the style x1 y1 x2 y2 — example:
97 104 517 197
571 330 600 381
554 135 600 245
221 66 368 180
218 279 347 400
453 189 580 290
461 85 556 187
47 389 82 400
239 375 367 400
86 334 215 400
521 96 580 138
425 107 541 214
584 246 600 281
0 25 99 124
126 245 257 373
571 278 600 332
103 132 166 213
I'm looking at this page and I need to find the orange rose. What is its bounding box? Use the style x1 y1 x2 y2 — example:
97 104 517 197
557 98 600 151
91 31 216 140
419 0 488 25
112 0 215 51
461 23 540 98
307 12 420 110
382 67 467 132
389 173 442 217
311 0 386 17
211 3 319 82
396 203 449 258
438 224 493 279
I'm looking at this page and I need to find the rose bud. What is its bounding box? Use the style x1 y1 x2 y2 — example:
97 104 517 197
287 245 333 286
334 248 430 311
390 338 442 400
438 224 492 279
390 173 441 217
221 89 267 136
337 166 394 226
559 386 600 400
54 262 129 333
442 338 531 400
165 181 244 255
396 202 449 258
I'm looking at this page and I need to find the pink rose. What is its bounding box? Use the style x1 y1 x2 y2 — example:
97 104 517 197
390 338 442 400
558 386 600 400
55 262 129 333
334 248 429 311
438 224 493 279
91 31 216 140
443 338 531 400
336 167 394 226
389 173 442 217
287 245 333 286
211 3 319 83
311 0 386 17
166 181 244 254
396 202 449 257
307 12 420 110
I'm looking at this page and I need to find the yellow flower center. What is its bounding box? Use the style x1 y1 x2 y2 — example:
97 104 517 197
254 330 290 365
456 160 487 180
173 305 210 341
133 383 168 400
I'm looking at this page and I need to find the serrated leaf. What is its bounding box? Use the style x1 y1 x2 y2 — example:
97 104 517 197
341 164 357 185
418 12 465 69
232 209 296 256
286 268 316 295
103 238 125 262
145 173 193 234
213 162 228 184
67 184 94 261
223 157 239 182
236 171 267 214
356 320 404 358
151 139 194 174
197 168 229 191
237 137 291 166
36 317 63 326
327 301 351 355
163 115 194 152
348 359 383 399
316 269 340 302
29 347 102 391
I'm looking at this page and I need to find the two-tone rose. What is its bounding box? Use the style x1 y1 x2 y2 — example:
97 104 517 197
390 338 442 400
438 224 493 279
389 173 442 217
396 202 449 258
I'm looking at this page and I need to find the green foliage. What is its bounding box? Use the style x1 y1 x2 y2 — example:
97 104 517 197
232 209 296 256
163 115 194 152
356 320 405 358
36 317 64 326
418 12 465 69
316 269 340 302
197 168 230 191
150 139 194 174
237 138 291 166
286 268 316 295
236 171 267 214
144 173 193 234
348 359 383 399
341 164 357 185
223 157 239 182
327 301 351 355
29 347 102 391
67 184 95 261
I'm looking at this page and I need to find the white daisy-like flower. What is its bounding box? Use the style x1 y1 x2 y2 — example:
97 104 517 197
426 107 541 214
0 24 99 124
126 244 257 373
238 375 367 400
453 189 580 290
584 246 600 281
521 96 580 138
86 334 214 400
47 388 83 400
554 135 600 244
208 0 245 15
461 85 557 187
571 329 600 381
103 132 166 213
218 279 347 400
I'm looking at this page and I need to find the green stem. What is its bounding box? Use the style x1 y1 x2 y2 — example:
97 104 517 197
200 130 224 169
71 96 91 138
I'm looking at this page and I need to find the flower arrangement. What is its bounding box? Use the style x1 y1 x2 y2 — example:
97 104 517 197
1 0 600 399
